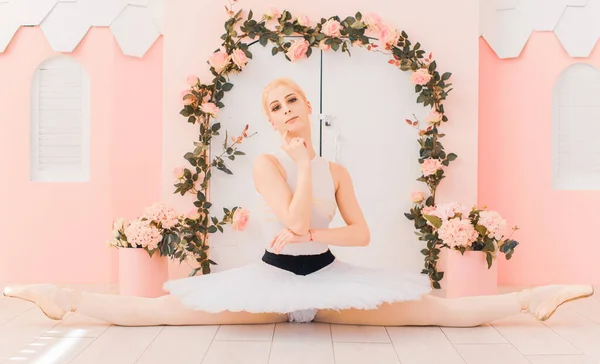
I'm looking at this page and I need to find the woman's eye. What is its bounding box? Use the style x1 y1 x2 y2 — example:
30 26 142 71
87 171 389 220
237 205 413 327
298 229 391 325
271 105 280 112
288 97 297 103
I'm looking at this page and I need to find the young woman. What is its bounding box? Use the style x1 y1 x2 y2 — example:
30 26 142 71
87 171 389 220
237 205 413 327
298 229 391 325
3 78 593 327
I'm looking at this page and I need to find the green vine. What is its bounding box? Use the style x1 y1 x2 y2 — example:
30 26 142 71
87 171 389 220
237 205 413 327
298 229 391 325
174 5 455 286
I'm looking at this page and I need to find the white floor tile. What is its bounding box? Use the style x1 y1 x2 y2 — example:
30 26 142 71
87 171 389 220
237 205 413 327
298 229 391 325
491 313 581 355
454 343 530 364
4 336 94 364
333 343 400 364
269 323 334 364
442 324 508 344
330 324 390 343
42 313 110 338
214 324 275 341
543 309 600 361
386 326 465 364
201 341 271 364
69 325 163 364
136 326 219 364
526 354 597 364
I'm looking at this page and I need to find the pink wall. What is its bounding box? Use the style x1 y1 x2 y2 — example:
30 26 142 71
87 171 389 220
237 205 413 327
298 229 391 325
479 33 600 286
0 27 163 285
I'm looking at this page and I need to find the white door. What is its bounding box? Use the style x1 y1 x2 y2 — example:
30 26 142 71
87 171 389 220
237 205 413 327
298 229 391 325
208 40 321 271
209 43 430 274
321 47 430 273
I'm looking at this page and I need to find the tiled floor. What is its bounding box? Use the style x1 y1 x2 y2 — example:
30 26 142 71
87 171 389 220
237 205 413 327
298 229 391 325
0 285 599 364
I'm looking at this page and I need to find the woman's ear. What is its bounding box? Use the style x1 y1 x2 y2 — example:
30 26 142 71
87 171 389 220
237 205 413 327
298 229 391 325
307 101 312 114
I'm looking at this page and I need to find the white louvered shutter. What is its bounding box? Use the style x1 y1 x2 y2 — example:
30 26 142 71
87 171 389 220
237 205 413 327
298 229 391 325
30 56 90 182
553 63 600 190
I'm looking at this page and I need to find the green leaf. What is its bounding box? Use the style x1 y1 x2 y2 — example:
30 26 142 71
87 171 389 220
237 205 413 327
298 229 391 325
475 224 487 236
447 153 457 161
248 9 253 20
420 249 430 255
355 11 362 21
234 151 245 155
207 226 218 233
272 46 279 55
404 212 414 220
442 72 452 81
432 281 441 289
423 214 442 229
486 252 493 269
197 191 206 202
211 123 221 132
222 83 233 91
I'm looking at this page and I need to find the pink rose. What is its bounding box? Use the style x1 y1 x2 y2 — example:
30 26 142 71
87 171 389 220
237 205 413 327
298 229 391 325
427 110 443 124
421 158 444 177
231 48 248 69
298 15 310 27
173 167 185 179
422 206 436 216
265 7 281 20
186 75 199 86
186 208 201 220
438 218 479 248
208 49 230 73
364 13 382 30
411 68 432 85
411 191 425 203
180 89 194 105
378 24 400 48
286 40 310 62
232 208 250 231
319 39 331 51
322 19 342 38
200 102 220 116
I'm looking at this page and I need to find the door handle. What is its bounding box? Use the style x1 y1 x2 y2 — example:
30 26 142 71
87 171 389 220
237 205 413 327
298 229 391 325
320 114 332 126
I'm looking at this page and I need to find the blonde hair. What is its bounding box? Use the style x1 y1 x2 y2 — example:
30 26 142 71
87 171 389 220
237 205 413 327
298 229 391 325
261 78 308 115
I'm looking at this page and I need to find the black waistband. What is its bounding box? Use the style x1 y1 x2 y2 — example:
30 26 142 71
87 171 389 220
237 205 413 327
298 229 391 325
262 249 335 276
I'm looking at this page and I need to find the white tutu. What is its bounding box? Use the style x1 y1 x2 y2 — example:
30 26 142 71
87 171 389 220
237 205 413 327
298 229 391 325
163 259 432 321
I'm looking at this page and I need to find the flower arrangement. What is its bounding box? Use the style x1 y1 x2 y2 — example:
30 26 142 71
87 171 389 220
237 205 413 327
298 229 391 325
108 202 251 276
170 1 456 279
407 195 520 287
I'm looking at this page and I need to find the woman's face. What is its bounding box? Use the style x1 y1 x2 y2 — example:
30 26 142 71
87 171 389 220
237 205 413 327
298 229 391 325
265 84 312 135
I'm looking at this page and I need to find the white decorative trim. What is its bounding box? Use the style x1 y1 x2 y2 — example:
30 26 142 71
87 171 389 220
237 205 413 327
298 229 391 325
481 0 600 58
0 0 164 57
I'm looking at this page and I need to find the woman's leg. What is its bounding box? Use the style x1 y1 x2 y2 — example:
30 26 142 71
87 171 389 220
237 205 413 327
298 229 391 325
314 285 594 327
3 284 288 327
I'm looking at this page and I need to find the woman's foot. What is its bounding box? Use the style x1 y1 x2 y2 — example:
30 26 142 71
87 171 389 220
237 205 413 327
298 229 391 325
3 284 76 320
520 284 594 321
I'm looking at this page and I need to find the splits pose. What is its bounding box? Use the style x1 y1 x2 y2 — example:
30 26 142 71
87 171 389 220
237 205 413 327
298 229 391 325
4 78 593 327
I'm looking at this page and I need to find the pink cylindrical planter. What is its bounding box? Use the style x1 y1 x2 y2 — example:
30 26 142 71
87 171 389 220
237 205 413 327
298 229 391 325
118 248 168 297
435 249 498 298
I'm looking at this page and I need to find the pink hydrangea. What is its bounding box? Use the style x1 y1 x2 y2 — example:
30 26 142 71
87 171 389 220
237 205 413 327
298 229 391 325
143 202 180 229
434 202 469 221
124 219 162 250
438 218 479 248
478 210 507 240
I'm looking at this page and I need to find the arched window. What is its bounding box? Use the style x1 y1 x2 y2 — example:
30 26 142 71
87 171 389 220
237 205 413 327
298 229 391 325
30 56 90 182
552 63 600 190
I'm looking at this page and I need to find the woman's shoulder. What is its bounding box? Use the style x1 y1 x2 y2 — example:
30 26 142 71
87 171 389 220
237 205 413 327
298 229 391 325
253 152 286 178
326 160 351 192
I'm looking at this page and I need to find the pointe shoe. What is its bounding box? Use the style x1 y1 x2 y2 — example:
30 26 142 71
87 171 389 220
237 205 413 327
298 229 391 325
3 284 69 320
526 284 594 321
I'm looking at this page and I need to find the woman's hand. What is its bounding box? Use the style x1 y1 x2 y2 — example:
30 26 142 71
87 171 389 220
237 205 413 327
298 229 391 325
270 228 310 254
281 130 311 165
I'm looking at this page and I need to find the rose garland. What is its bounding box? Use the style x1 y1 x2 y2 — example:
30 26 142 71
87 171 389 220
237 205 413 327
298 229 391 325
172 2 461 284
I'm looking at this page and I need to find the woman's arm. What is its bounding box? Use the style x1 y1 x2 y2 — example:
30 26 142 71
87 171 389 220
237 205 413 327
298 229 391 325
310 162 370 247
270 162 370 253
253 153 312 235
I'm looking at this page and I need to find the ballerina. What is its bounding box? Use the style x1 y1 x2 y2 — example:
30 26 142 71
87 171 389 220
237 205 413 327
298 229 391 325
3 77 594 327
